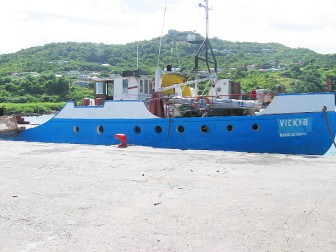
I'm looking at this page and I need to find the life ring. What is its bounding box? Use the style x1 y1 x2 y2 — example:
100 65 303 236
194 96 210 111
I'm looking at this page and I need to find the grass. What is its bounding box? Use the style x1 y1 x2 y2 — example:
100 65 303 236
0 102 66 115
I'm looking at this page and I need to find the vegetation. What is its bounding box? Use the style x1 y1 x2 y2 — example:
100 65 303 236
0 30 335 114
1 102 65 115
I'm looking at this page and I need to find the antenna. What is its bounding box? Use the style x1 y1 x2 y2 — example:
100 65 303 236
157 0 168 68
193 0 217 73
155 0 168 92
136 2 139 70
136 43 139 70
199 0 209 40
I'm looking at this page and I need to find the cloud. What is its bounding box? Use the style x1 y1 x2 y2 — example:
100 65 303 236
207 0 336 54
0 0 335 54
23 11 128 28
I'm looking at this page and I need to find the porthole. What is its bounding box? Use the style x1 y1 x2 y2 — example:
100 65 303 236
134 126 141 134
227 125 233 132
73 125 79 133
200 125 208 133
252 124 259 131
97 125 104 134
155 126 162 133
177 125 184 133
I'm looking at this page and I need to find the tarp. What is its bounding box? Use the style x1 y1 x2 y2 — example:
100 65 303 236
161 73 192 97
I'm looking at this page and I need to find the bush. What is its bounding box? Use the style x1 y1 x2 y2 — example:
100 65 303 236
0 102 65 115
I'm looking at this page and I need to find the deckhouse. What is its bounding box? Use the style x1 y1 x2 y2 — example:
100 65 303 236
92 70 154 104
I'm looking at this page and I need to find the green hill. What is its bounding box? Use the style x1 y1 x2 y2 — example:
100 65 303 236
0 29 335 105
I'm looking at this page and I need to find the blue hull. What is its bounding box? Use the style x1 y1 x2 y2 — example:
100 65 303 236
12 111 336 155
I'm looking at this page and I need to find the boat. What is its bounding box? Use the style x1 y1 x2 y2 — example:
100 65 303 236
1 0 336 155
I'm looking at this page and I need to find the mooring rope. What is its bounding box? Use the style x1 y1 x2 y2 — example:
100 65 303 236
323 106 336 148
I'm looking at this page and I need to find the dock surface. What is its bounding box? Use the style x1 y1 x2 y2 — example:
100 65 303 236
1 141 336 251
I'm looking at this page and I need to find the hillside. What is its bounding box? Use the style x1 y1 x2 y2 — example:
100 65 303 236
0 30 335 104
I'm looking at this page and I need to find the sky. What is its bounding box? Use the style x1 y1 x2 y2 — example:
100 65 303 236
1 0 336 55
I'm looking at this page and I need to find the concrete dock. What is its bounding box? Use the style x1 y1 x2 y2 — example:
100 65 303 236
1 141 336 251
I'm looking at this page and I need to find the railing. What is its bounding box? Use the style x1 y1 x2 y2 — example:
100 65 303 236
146 92 274 118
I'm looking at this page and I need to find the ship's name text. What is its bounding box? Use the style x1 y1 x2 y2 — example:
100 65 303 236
278 118 309 127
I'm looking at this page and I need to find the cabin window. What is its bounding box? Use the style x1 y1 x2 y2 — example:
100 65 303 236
200 125 208 133
139 79 153 95
96 82 104 94
134 126 141 134
227 125 234 132
97 125 104 134
155 126 162 133
144 80 149 94
252 124 259 131
148 80 153 94
107 82 114 97
122 79 128 94
140 80 144 93
177 125 184 133
73 126 79 133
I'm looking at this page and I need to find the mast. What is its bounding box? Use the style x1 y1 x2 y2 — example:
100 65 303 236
205 0 209 39
193 0 217 74
154 0 168 92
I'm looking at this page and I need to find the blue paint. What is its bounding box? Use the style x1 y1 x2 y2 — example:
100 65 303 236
277 117 312 136
11 110 336 155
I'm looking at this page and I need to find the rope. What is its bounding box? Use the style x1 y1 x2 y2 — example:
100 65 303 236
159 77 216 92
322 106 336 148
201 79 216 96
157 0 168 68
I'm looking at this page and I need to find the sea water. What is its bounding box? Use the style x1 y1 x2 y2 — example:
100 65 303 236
326 144 336 155
24 114 54 125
